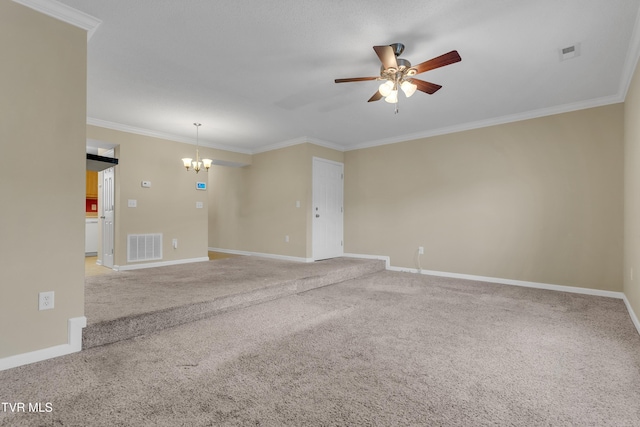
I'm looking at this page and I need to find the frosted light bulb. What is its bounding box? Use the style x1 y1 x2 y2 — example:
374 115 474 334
378 80 394 97
384 90 398 104
401 81 417 97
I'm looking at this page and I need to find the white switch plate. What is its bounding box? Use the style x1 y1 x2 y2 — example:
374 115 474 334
39 291 54 311
196 201 203 209
141 181 151 188
128 199 137 208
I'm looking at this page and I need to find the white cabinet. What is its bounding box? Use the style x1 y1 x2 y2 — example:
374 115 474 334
85 218 98 255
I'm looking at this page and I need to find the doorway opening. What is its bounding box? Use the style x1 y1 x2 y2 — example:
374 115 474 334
86 141 118 276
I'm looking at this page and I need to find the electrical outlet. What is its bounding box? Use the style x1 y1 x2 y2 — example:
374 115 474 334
39 291 54 311
418 246 424 255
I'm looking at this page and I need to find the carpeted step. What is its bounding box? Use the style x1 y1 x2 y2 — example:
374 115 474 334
83 257 385 349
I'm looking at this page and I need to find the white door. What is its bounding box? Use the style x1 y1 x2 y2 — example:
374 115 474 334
312 157 344 260
101 166 115 269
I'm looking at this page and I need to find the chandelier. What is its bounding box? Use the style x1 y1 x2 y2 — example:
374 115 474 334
181 123 212 173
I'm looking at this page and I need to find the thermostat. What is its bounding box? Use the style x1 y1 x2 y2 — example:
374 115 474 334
196 182 206 190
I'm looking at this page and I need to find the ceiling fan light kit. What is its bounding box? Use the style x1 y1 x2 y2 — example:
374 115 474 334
335 42 461 112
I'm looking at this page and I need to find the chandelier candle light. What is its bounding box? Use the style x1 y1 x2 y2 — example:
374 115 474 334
182 123 212 173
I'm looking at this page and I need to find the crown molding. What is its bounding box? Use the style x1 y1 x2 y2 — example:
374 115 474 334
88 116 345 156
619 2 640 99
13 0 101 40
251 136 344 154
88 90 625 157
346 94 624 152
86 117 253 155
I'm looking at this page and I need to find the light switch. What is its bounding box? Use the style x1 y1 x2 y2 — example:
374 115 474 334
128 199 137 208
196 201 203 209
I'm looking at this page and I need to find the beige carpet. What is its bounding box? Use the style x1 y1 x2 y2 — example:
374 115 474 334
1 269 639 426
82 256 384 348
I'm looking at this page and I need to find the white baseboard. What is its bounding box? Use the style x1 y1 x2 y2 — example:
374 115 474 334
114 256 210 271
209 247 314 263
622 295 640 336
345 252 638 324
393 265 625 300
343 252 391 268
0 316 86 372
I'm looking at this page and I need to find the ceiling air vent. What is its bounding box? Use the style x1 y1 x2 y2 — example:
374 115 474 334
559 43 580 61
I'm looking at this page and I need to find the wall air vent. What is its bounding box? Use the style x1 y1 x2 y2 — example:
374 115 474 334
127 234 162 262
559 43 581 61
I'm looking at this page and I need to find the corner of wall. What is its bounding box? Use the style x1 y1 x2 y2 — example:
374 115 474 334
0 317 86 372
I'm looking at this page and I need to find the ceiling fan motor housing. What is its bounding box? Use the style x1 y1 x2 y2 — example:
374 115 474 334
390 42 405 57
381 58 416 81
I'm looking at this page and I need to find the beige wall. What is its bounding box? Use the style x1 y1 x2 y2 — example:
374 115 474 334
209 143 343 259
87 125 250 267
0 2 86 357
345 105 624 291
624 60 640 319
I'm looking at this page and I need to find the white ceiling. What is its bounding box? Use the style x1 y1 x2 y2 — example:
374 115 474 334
38 0 640 153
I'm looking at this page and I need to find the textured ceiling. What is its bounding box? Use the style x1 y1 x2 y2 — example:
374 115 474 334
52 0 640 153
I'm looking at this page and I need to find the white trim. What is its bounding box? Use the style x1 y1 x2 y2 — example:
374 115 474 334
0 316 86 371
252 136 344 154
401 267 623 299
87 95 628 156
346 94 623 151
622 295 640 336
346 252 626 297
620 2 640 99
12 0 101 40
346 253 622 303
343 253 391 268
114 256 209 271
209 248 313 263
87 117 253 155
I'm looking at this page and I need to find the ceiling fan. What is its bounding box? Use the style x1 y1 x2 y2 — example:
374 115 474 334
335 43 461 110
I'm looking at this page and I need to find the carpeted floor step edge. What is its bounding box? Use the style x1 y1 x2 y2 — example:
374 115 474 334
83 259 386 349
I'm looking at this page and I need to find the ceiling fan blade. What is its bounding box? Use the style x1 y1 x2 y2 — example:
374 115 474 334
335 77 378 83
373 45 398 70
413 50 461 75
411 78 442 94
368 91 383 102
